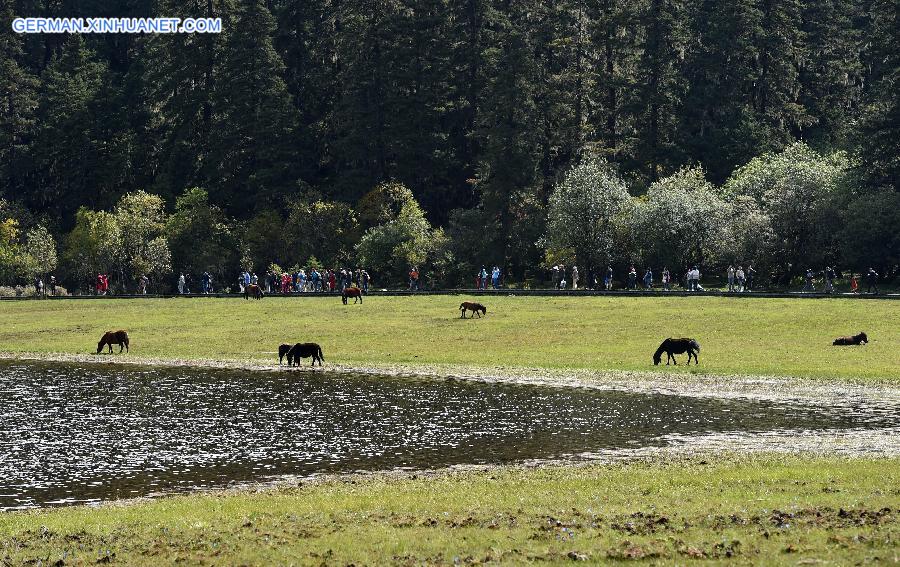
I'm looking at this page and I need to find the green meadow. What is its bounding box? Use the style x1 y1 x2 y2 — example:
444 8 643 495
1 456 897 565
0 294 896 381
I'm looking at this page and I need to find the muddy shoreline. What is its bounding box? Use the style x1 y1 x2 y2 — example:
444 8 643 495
2 350 898 409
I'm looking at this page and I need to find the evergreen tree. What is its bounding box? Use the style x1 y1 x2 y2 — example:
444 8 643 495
798 0 862 146
679 0 764 181
631 0 688 181
28 36 120 219
206 0 300 214
588 0 642 160
752 0 811 146
473 0 543 276
141 0 230 204
0 5 39 202
855 0 899 188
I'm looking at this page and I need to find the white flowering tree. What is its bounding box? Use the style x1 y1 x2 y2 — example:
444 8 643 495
542 159 632 277
724 142 847 280
22 225 58 280
631 167 728 274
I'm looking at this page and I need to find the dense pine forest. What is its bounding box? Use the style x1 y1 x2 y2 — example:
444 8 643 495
0 0 897 292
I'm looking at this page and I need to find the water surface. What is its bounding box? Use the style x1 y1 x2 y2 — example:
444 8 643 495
0 361 895 510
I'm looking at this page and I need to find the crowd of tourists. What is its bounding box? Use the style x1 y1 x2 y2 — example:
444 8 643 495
544 264 881 294
17 264 888 296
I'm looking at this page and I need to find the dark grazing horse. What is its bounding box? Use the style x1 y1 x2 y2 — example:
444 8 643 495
459 301 487 318
342 287 363 304
653 337 700 365
833 332 867 346
287 342 325 366
278 343 293 365
97 330 129 354
244 284 264 300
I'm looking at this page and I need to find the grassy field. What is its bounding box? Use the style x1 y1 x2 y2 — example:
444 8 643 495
0 295 896 380
1 456 897 565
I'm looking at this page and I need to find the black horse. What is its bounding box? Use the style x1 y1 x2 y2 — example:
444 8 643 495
653 338 700 365
287 342 325 366
833 332 867 346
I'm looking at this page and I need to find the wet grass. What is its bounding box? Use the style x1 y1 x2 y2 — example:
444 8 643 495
1 455 897 565
0 295 896 381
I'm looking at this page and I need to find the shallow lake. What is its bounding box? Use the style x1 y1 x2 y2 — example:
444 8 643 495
0 360 896 510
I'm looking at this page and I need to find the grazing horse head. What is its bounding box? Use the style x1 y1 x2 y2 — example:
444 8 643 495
856 332 868 344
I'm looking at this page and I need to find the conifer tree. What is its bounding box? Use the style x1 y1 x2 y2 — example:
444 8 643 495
206 0 300 213
0 5 39 202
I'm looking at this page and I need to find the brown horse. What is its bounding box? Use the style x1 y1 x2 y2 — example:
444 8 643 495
97 330 129 354
287 342 325 366
459 301 487 318
342 287 363 304
653 337 700 365
833 332 867 346
244 284 264 300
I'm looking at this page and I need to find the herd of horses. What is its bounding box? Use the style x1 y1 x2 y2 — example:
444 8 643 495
95 296 870 367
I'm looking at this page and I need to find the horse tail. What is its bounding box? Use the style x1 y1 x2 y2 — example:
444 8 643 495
318 345 324 361
690 339 701 352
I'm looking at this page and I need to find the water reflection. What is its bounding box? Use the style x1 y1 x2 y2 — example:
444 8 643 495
0 361 895 509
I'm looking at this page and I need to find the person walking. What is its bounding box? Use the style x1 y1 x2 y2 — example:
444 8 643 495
727 265 736 292
643 268 653 290
824 266 835 294
746 265 756 292
49 275 57 296
866 268 879 294
492 266 501 289
139 275 149 295
178 273 186 294
803 268 815 293
409 266 420 291
551 265 559 289
627 266 637 290
736 266 745 292
571 266 579 290
850 274 859 293
605 266 613 290
662 267 671 291
362 270 370 293
35 277 44 297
